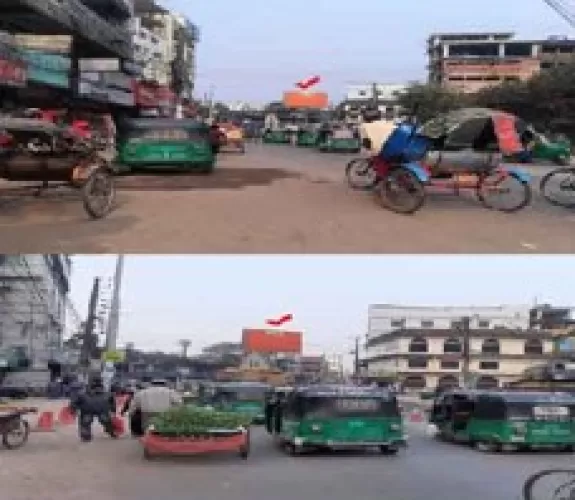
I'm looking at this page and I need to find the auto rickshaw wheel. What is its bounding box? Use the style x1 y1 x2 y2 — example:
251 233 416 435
285 442 302 456
81 167 116 219
555 154 570 166
379 445 399 455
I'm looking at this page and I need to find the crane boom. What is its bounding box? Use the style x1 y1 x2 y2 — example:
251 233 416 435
544 0 575 28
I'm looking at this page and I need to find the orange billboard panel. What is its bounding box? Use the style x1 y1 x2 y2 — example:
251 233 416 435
242 329 303 354
283 91 328 109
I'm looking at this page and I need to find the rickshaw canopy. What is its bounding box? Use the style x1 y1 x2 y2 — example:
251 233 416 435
420 107 523 155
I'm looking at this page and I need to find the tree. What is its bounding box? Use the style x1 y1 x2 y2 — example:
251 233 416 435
394 83 471 123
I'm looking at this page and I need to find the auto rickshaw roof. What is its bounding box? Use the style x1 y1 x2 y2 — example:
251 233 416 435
119 118 208 130
295 385 394 398
485 391 575 404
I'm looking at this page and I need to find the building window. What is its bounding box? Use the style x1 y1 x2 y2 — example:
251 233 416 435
443 337 462 353
441 360 460 370
390 319 406 329
479 361 499 370
476 376 499 389
403 375 426 389
478 320 491 328
421 320 434 328
525 338 543 355
481 338 500 354
408 357 428 369
438 375 459 388
409 337 428 353
451 320 463 329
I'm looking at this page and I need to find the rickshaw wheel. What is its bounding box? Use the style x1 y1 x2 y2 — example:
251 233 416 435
540 167 575 208
375 168 426 215
476 172 532 213
346 158 377 191
81 167 116 219
2 419 30 450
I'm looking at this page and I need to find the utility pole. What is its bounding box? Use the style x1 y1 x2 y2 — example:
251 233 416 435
461 316 471 389
351 336 360 378
372 82 379 109
81 277 100 370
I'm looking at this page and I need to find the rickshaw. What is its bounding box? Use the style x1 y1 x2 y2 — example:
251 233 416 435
430 389 575 452
116 119 216 174
262 129 292 144
0 118 116 219
271 385 406 455
318 125 361 153
296 128 319 148
219 122 246 154
346 108 532 214
200 381 271 424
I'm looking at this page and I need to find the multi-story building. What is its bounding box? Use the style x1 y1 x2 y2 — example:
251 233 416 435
133 0 199 97
0 255 71 369
341 83 407 123
364 304 558 391
427 32 543 93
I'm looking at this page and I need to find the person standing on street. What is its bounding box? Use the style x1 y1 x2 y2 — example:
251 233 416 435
128 379 182 433
70 375 117 443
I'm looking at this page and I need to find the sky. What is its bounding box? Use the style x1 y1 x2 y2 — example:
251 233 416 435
70 255 575 360
158 0 572 102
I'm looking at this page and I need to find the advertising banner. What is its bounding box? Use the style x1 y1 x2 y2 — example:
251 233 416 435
14 35 72 54
283 91 329 109
242 329 303 354
21 50 71 89
79 58 121 72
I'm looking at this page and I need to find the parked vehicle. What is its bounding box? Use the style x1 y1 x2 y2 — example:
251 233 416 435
347 108 533 214
510 128 572 166
318 126 361 153
0 407 36 449
262 129 292 144
296 128 319 148
219 122 246 154
0 118 116 219
430 390 575 452
116 119 216 174
200 381 271 424
270 385 406 455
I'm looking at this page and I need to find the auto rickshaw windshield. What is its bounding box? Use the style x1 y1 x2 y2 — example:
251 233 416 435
295 395 400 419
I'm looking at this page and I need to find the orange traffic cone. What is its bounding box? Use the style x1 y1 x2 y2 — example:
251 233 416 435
58 406 76 426
36 411 56 432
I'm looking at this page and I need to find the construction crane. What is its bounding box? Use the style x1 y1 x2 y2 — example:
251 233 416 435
544 0 575 28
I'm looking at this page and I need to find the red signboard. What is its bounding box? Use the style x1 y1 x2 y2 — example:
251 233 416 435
0 59 26 87
133 82 176 108
242 329 303 354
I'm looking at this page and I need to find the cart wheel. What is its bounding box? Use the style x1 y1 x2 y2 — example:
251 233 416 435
375 168 426 215
2 419 30 450
82 167 116 219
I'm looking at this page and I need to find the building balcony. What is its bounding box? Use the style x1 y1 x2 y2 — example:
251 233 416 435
0 0 132 59
80 0 133 20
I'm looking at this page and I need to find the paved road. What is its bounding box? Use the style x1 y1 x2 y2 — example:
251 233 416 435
3 419 575 500
0 144 573 253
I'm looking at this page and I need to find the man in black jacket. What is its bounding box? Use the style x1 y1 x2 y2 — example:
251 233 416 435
70 375 117 442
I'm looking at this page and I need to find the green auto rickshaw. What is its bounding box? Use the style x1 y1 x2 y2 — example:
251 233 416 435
296 129 319 148
201 381 271 424
430 389 575 452
271 385 406 455
262 129 292 144
116 118 216 174
318 127 361 153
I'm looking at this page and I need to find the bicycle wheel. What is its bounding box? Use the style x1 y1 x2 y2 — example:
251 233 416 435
523 469 575 500
540 167 575 208
477 171 532 212
345 158 377 190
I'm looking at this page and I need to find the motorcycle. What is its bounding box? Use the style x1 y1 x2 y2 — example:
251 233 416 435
0 408 36 450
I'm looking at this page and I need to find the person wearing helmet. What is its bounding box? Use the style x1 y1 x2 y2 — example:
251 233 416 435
359 107 396 157
70 375 117 442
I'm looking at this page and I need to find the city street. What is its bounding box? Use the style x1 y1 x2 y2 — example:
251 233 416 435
0 144 573 253
3 415 575 500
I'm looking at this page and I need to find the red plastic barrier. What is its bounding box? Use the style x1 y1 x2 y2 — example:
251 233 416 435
141 432 247 455
58 406 76 425
111 415 125 436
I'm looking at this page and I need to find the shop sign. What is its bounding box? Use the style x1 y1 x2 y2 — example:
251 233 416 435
14 35 72 54
121 59 143 76
0 58 27 87
79 58 120 72
101 72 133 91
27 67 70 89
20 50 71 73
